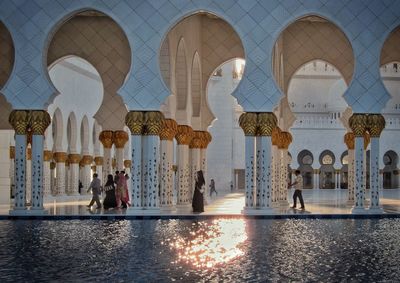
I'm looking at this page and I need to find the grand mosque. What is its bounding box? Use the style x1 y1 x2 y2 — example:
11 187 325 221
1 0 400 214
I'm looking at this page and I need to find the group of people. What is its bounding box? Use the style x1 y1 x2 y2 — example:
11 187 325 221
87 169 305 213
87 171 130 210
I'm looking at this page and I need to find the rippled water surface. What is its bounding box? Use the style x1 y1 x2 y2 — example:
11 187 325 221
1 218 400 282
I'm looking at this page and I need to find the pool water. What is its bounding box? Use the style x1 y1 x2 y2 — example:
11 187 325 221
0 219 399 282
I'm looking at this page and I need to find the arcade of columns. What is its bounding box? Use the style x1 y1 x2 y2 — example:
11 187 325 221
8 110 211 213
240 112 386 214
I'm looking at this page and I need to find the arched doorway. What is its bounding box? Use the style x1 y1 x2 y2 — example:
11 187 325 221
297 150 314 189
383 151 399 189
319 150 335 189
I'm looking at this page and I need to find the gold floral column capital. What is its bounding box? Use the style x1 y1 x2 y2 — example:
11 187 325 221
160 119 178 140
272 127 282 146
367 114 385 138
189 131 203 149
68 154 81 164
9 110 30 135
344 132 355 150
124 160 132 168
257 112 277 136
99 130 114 149
175 125 194 145
50 162 56 170
80 155 93 166
349 114 367 137
94 156 103 166
53 152 68 163
113 130 129 148
9 146 15 159
143 111 164 135
125 111 144 135
30 110 51 135
239 112 257 136
278 131 292 149
200 131 212 149
43 150 53 162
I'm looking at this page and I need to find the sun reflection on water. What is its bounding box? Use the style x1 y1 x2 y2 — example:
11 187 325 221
165 219 247 269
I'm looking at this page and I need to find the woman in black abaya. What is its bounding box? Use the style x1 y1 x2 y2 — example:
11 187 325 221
192 170 205 213
103 174 117 209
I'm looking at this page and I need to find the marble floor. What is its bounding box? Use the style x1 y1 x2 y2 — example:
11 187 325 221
1 189 400 217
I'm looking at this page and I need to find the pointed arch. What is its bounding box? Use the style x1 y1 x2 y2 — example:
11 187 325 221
160 38 171 89
381 26 400 66
46 10 131 130
272 15 354 94
52 108 64 151
80 115 90 154
176 38 188 110
191 52 202 117
67 112 78 153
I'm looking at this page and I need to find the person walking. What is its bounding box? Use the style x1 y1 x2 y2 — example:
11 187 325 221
192 170 205 213
103 174 117 210
289 170 305 209
87 173 102 209
209 179 217 197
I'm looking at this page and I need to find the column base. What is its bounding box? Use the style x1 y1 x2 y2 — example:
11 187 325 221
160 205 176 211
351 207 367 214
279 200 289 206
368 207 384 214
126 207 161 215
9 208 49 215
241 207 274 215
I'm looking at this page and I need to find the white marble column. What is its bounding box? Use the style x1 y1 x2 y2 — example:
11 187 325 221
189 144 201 202
159 120 177 209
99 130 113 179
200 131 211 200
142 112 163 210
277 131 291 206
14 135 27 210
94 157 103 187
43 151 52 197
348 150 355 202
9 111 29 212
142 134 160 209
159 137 175 209
50 162 56 196
81 155 93 194
113 130 129 171
31 134 46 210
369 137 381 211
258 136 273 210
9 146 15 199
26 147 32 205
271 144 278 203
244 135 256 209
54 152 67 196
368 114 385 212
279 149 289 205
130 135 142 209
68 154 80 196
175 125 193 206
255 136 262 207
349 114 367 213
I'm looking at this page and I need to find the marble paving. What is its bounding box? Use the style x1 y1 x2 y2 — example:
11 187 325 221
1 189 400 217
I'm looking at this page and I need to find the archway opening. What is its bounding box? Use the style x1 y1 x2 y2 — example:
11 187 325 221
47 10 131 131
383 150 399 189
207 59 245 193
159 11 245 201
0 21 15 130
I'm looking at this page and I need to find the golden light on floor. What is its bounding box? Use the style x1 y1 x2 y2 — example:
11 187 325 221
167 219 247 268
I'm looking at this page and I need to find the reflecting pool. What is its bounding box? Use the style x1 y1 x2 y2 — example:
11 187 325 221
0 219 400 282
